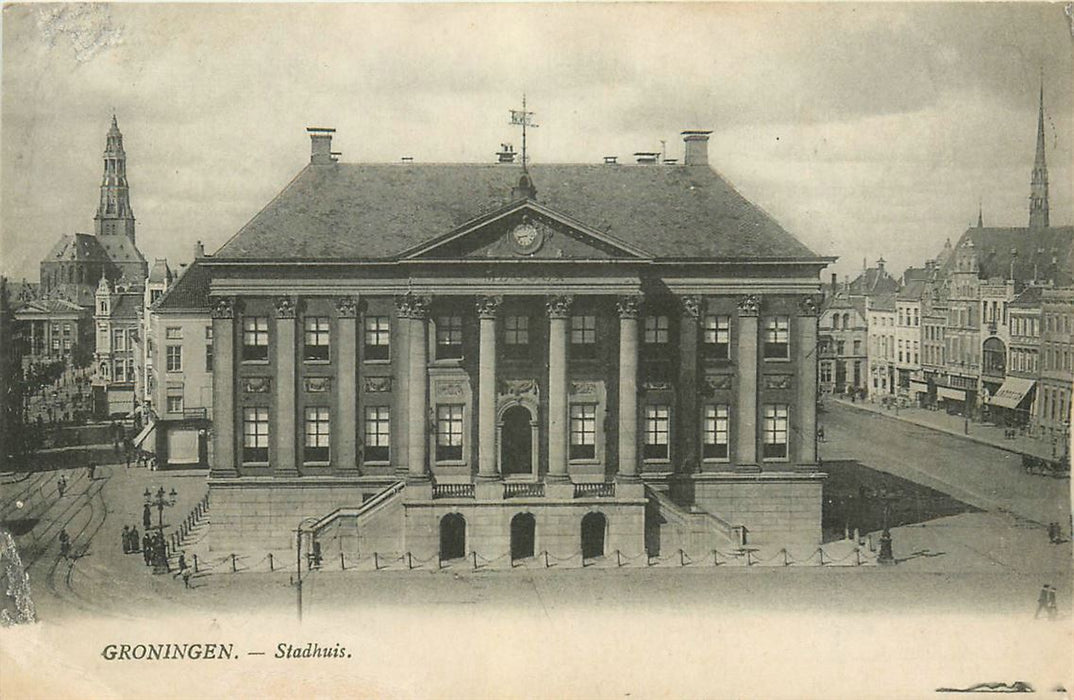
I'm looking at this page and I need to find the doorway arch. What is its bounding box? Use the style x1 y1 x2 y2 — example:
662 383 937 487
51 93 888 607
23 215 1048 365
439 513 466 561
510 513 536 560
581 512 606 559
500 405 533 477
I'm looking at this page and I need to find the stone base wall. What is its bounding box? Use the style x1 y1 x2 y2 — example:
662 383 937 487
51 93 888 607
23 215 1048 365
671 473 825 546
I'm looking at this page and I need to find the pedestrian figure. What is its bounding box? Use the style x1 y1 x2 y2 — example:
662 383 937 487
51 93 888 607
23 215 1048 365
143 504 152 530
57 476 66 498
59 529 70 559
180 562 192 589
1036 584 1051 619
143 533 153 566
122 525 131 554
1047 586 1058 620
177 553 187 575
87 463 95 480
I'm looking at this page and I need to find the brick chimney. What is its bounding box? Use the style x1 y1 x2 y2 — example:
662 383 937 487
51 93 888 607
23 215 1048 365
682 130 713 166
306 127 337 165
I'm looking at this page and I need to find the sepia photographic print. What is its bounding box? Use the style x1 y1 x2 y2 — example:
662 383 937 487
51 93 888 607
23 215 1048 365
1 2 1071 698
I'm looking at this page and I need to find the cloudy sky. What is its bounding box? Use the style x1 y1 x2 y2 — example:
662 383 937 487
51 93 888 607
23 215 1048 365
2 3 1071 282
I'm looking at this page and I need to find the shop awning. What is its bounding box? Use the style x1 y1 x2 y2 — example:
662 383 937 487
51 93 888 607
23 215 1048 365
937 386 966 402
133 421 156 451
988 377 1035 410
910 380 929 394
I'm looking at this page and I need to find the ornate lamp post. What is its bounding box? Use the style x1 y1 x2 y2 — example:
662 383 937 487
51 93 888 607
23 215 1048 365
144 486 177 530
870 487 902 565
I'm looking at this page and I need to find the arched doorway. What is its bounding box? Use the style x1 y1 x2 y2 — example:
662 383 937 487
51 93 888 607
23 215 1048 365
510 513 536 560
501 405 532 477
439 513 466 561
580 512 606 559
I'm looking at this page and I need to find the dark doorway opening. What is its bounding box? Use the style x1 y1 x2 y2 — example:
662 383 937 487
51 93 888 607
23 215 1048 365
501 405 532 477
580 512 606 559
510 513 536 560
439 513 466 560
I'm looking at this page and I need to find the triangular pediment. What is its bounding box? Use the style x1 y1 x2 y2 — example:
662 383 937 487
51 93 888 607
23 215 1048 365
403 201 653 261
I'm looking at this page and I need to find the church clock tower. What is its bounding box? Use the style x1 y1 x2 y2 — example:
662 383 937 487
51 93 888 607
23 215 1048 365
94 114 137 243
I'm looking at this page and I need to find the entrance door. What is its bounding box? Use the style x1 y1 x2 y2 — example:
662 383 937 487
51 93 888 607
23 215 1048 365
510 513 536 560
580 512 606 559
501 405 532 477
439 513 466 561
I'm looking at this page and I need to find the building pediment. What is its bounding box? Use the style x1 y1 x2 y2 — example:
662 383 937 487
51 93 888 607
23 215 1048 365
402 201 653 262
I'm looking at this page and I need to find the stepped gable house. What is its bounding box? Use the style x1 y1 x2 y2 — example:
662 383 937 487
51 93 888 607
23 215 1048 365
203 127 834 559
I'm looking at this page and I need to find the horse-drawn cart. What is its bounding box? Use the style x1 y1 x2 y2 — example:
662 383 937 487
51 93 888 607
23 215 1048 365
1022 453 1071 478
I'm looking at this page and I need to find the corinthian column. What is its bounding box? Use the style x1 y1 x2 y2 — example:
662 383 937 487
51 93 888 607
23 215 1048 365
476 295 502 480
401 294 431 481
616 295 641 480
210 297 237 478
274 296 298 477
796 295 819 466
546 295 573 481
736 294 760 470
335 296 359 473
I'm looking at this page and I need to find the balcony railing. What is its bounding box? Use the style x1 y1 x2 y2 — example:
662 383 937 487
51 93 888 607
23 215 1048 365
183 408 208 419
573 482 616 498
503 482 545 499
432 483 475 499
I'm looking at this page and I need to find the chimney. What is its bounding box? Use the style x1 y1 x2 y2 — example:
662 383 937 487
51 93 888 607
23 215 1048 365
194 240 205 259
831 273 838 296
306 127 337 165
603 156 618 165
634 152 659 165
496 144 516 164
682 130 713 166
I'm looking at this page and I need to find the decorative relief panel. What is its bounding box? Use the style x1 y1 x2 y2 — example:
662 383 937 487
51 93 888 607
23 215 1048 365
798 295 820 317
703 375 733 392
242 376 271 394
304 376 331 393
435 380 466 399
642 381 673 391
364 376 393 393
680 295 702 319
500 378 539 399
569 381 601 398
764 375 794 390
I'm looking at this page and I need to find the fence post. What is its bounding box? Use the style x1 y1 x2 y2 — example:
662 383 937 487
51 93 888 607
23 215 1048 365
193 554 199 573
471 551 478 571
817 548 825 566
679 549 685 567
407 552 413 570
783 548 790 566
231 553 237 572
268 552 274 571
746 550 753 566
374 552 379 571
616 550 622 567
543 551 550 568
855 547 862 566
713 550 718 567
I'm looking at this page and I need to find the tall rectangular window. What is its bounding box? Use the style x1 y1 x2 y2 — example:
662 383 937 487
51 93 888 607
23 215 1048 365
570 315 597 358
363 316 390 361
702 404 729 460
504 315 529 353
820 362 832 383
303 316 330 362
569 404 596 460
702 315 731 359
304 407 330 463
643 315 669 344
243 407 269 463
364 406 390 463
166 345 182 372
436 316 463 360
763 404 789 460
242 317 269 362
764 317 790 359
436 405 464 461
205 343 214 372
166 395 183 414
113 328 125 351
643 404 670 461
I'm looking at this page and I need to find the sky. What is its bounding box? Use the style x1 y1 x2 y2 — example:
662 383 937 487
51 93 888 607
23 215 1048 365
2 2 1071 283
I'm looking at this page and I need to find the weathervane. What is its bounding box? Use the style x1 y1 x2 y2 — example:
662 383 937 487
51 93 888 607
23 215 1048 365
509 94 538 170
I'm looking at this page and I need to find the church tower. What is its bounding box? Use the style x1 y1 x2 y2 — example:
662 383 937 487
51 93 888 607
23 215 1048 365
1029 81 1049 229
94 115 137 242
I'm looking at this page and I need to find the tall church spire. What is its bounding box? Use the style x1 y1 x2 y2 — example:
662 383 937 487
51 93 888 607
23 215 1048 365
1029 77 1049 229
94 114 137 242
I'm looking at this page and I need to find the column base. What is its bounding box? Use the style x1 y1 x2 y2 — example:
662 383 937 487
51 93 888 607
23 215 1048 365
615 472 641 482
544 481 575 499
475 471 500 481
474 480 503 501
545 472 570 482
734 464 762 474
405 477 432 500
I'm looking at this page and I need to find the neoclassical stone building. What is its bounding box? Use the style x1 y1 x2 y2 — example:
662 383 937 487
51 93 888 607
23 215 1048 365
204 128 832 560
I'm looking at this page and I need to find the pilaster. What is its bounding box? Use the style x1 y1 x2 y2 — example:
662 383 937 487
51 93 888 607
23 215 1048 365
546 294 573 481
274 296 298 477
476 295 502 480
678 295 701 474
796 296 819 466
616 295 641 481
210 298 237 478
736 294 760 471
335 296 359 473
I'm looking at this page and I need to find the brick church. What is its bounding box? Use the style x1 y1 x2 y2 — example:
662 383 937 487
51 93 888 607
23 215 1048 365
203 126 833 561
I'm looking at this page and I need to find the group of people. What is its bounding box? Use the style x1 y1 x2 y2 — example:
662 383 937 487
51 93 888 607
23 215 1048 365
136 529 170 571
121 525 141 554
1035 585 1060 620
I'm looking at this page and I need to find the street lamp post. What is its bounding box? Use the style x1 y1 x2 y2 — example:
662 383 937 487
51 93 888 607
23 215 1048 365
144 486 177 530
870 487 902 565
294 517 320 623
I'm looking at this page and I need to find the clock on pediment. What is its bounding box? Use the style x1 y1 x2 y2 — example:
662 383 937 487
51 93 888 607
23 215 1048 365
508 216 545 255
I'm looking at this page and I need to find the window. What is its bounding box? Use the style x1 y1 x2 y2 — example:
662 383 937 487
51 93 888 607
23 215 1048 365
569 404 596 460
364 316 390 361
763 317 790 359
205 326 213 341
570 315 597 358
763 404 789 460
242 407 269 463
643 315 669 344
62 323 71 336
113 359 125 382
504 315 529 357
436 405 464 461
643 404 670 461
304 407 330 463
151 289 162 304
166 345 182 372
62 338 71 351
242 317 269 362
702 405 729 460
205 343 213 372
820 362 833 383
703 315 731 359
853 340 862 355
836 341 845 356
303 316 330 362
436 316 463 360
364 406 390 463
166 327 182 340
113 329 125 351
166 395 183 414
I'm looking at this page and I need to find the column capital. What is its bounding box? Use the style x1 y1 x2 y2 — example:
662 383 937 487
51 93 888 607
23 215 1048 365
546 294 574 319
616 294 642 319
737 294 761 317
475 294 503 319
395 292 431 319
797 294 820 317
335 295 360 319
210 297 235 319
274 295 297 319
680 294 702 320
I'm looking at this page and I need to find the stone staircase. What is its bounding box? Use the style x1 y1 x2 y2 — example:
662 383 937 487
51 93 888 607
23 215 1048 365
305 481 406 558
646 484 744 555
